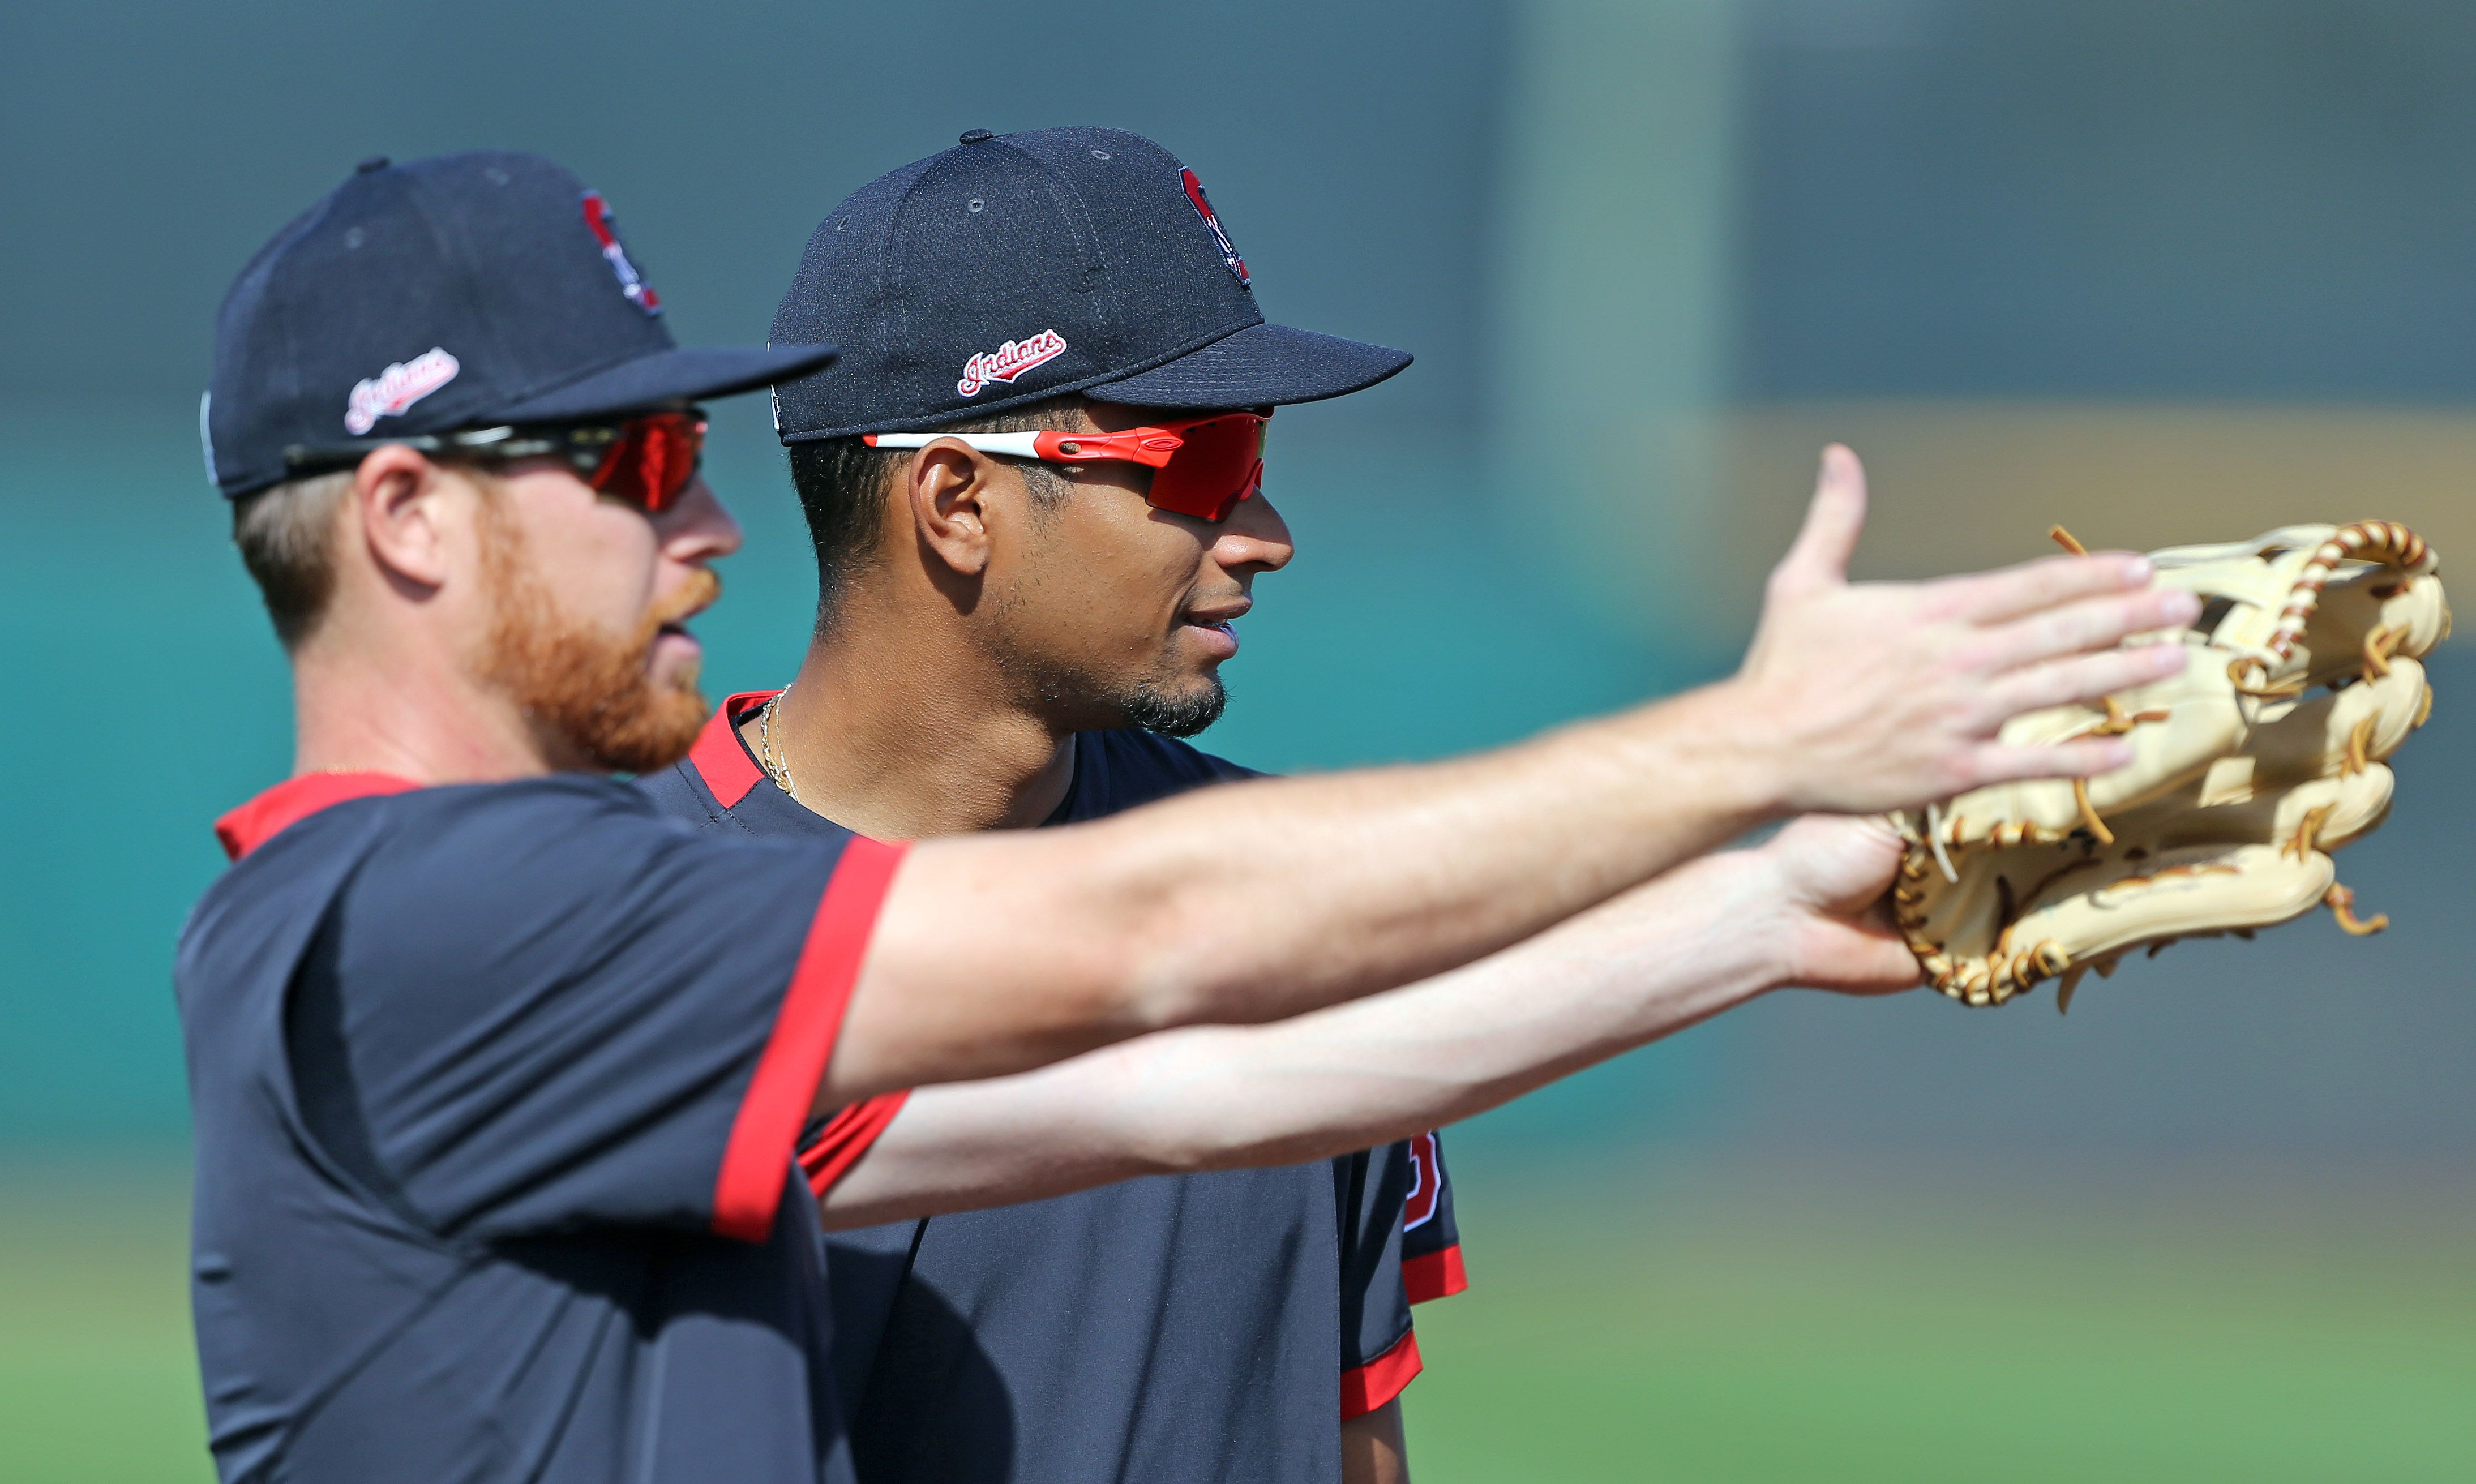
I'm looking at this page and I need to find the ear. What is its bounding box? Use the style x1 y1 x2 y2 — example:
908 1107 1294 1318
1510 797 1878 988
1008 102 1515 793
351 444 463 593
902 439 1007 579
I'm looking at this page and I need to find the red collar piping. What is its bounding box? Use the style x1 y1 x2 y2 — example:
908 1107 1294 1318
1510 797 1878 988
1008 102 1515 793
215 772 423 861
687 690 781 809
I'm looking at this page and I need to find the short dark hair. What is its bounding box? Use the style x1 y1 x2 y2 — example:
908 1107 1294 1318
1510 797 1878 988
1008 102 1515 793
786 393 1087 625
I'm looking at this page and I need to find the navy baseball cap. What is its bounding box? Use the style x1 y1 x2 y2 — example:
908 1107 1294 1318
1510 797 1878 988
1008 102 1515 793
205 151 838 497
769 127 1411 441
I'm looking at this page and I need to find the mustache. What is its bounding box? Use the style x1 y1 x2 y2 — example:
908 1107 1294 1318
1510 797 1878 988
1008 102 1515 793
644 567 722 636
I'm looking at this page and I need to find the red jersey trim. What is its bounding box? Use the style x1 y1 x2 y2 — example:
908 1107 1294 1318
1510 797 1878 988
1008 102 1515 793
1341 1328 1424 1419
688 691 781 808
800 1090 911 1197
1403 1244 1468 1305
710 834 909 1241
215 772 422 861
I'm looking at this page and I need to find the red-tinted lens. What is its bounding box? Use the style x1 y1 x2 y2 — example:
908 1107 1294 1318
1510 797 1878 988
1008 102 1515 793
1147 415 1265 521
589 413 705 513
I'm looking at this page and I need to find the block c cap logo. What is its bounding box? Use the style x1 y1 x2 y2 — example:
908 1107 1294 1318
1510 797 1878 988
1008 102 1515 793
582 191 662 315
1181 168 1249 288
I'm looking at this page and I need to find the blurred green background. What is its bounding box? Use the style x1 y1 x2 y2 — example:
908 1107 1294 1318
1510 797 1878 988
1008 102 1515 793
7 2 2476 1479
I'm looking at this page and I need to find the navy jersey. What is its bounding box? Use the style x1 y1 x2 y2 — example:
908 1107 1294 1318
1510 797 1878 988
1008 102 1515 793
638 694 1467 1484
178 771 904 1484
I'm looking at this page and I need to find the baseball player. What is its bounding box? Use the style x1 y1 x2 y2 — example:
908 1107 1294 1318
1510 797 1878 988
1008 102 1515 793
180 149 2195 1484
633 128 2199 1484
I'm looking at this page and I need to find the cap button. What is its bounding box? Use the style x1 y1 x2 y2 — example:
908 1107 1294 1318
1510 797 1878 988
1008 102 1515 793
355 155 391 174
958 129 995 145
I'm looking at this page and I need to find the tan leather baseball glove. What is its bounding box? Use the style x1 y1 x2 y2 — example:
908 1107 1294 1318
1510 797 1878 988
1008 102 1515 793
1891 521 2448 1010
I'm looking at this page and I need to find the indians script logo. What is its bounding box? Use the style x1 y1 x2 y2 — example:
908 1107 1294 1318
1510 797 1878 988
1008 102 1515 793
582 191 663 315
957 328 1068 397
1180 168 1249 288
344 347 460 435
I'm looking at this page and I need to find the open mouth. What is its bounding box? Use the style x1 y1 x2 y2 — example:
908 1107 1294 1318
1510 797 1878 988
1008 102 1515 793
646 610 705 670
1179 595 1250 633
1177 608 1244 658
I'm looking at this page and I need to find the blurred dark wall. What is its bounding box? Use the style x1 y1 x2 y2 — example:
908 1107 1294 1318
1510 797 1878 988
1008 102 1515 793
16 0 2476 413
0 0 1507 431
1742 0 2476 400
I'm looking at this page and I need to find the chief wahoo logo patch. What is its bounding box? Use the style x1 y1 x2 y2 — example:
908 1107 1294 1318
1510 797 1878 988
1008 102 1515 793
582 191 663 315
1180 168 1250 288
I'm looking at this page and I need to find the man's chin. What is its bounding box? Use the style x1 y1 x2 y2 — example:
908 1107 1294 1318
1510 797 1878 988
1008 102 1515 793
498 641 711 775
1120 674 1228 739
568 680 709 774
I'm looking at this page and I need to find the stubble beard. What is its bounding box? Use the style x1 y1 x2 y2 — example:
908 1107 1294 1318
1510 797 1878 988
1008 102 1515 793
1119 671 1228 737
475 497 716 774
989 638 1230 739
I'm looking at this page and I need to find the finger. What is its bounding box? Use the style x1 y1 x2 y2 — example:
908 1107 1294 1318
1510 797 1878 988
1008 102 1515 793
1968 735 2138 785
1983 642 2188 717
1968 587 2202 673
1931 551 2156 625
1767 445 1867 597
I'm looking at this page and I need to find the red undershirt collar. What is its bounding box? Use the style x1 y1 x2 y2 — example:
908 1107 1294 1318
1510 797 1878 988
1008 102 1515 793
221 689 787 861
214 772 423 861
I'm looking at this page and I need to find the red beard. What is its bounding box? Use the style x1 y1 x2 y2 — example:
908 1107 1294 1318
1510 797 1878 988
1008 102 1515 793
476 497 716 774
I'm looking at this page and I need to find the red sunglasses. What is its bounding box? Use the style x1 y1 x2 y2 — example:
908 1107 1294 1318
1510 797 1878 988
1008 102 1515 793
282 409 708 516
560 410 707 515
863 411 1268 521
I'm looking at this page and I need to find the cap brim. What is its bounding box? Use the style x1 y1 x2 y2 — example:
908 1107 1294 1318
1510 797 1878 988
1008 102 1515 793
1096 323 1410 410
499 343 837 422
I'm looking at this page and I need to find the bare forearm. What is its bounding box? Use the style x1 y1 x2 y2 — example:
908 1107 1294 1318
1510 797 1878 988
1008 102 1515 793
1087 684 1787 1024
821 850 1784 1225
1143 849 1787 1170
829 682 1784 1104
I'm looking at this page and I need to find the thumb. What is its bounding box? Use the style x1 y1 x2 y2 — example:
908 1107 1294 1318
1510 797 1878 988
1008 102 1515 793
1769 444 1868 597
1793 916 1926 997
1769 812 1905 914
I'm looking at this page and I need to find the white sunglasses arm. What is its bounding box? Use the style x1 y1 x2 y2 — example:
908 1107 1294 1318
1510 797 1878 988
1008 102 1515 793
860 432 1046 459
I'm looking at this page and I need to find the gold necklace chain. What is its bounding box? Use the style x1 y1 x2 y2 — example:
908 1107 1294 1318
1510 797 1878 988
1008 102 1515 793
756 688 802 804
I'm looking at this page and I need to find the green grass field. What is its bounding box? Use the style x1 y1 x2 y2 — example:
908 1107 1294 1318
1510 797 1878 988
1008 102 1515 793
0 1159 208 1484
1406 1162 2476 1482
8 1155 2473 1483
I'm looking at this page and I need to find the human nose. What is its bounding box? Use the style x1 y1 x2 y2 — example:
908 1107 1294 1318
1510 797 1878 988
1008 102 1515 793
1214 490 1293 574
657 476 743 565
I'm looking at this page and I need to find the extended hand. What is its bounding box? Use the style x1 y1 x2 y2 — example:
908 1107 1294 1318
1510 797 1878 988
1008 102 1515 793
1733 445 2202 815
1755 814 1921 996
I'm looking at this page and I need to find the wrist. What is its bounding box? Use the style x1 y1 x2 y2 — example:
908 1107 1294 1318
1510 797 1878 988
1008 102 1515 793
1631 680 1797 825
1722 842 1810 995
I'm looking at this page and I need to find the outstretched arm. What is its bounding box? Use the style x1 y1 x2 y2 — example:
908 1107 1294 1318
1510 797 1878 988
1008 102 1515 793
819 816 1913 1225
821 449 2197 1107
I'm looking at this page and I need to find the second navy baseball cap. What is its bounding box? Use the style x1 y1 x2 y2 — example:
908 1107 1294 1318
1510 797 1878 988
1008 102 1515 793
768 126 1412 441
205 151 838 497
